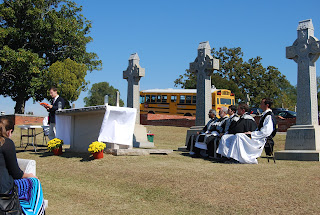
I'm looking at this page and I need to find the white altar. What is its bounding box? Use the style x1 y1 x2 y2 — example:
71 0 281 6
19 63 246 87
55 105 137 152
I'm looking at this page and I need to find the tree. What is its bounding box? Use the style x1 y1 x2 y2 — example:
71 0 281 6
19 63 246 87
0 0 102 113
84 82 124 107
174 47 297 109
44 58 88 108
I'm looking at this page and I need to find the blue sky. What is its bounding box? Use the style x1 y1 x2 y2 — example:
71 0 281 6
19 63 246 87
1 0 320 116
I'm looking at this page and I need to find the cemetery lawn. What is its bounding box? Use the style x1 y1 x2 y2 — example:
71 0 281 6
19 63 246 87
13 126 320 215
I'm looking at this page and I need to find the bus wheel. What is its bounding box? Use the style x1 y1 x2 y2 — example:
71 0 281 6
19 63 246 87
184 113 192 116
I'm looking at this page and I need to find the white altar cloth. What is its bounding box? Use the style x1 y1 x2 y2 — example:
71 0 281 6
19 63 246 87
55 115 72 145
98 106 137 146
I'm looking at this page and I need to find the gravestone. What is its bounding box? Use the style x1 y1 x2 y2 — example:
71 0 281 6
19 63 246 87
123 53 154 148
275 19 320 161
190 41 219 126
123 53 145 124
183 41 219 150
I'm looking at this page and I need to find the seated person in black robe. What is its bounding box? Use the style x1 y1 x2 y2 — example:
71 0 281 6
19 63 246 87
223 105 239 134
206 105 239 157
228 103 257 135
187 109 217 153
193 107 229 157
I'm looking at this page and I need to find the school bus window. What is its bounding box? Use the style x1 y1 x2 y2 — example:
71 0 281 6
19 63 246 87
179 95 185 103
146 95 151 103
140 95 145 104
186 96 192 104
162 95 167 103
171 95 177 102
217 98 220 104
151 95 156 103
192 96 196 103
157 95 161 103
220 98 231 105
222 91 230 95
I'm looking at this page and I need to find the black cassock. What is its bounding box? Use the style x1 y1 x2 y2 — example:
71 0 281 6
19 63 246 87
228 113 257 135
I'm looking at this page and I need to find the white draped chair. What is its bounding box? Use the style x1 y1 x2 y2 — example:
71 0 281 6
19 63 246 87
17 158 48 209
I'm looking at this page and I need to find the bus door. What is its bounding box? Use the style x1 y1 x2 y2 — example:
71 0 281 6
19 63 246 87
169 95 178 114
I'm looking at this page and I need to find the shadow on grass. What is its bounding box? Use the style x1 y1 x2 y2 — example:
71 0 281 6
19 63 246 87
180 152 226 164
34 150 95 162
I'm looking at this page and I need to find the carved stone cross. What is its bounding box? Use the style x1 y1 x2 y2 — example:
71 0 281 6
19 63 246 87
189 41 219 126
286 19 320 125
123 53 145 124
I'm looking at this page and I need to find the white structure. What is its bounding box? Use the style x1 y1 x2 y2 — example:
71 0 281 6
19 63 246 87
275 19 320 161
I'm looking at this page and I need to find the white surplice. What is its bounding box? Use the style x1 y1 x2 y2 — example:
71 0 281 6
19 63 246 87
216 109 274 164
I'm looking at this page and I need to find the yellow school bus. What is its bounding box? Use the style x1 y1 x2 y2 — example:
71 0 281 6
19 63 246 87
140 88 235 116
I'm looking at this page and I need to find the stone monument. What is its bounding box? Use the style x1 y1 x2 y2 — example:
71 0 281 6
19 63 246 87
123 53 145 124
275 19 320 161
123 53 154 148
183 41 219 149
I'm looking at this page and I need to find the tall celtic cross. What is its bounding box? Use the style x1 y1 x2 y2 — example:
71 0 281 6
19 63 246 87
189 41 219 126
123 53 145 124
286 19 320 125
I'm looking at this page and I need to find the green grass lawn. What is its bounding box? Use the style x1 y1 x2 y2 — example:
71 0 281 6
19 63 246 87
12 126 320 215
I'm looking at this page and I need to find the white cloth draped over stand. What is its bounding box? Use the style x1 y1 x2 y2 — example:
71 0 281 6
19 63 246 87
98 106 137 146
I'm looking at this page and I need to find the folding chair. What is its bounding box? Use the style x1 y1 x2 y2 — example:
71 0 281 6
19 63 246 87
264 138 276 163
42 117 50 145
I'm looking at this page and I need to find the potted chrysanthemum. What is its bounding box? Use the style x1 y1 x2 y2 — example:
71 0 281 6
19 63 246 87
88 141 106 159
47 138 64 155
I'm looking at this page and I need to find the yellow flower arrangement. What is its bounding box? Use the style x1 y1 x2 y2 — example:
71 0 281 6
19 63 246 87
88 141 106 153
47 138 64 152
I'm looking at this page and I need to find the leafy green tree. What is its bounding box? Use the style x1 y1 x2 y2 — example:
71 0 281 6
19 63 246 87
0 0 102 113
84 82 124 107
44 58 88 108
174 47 297 109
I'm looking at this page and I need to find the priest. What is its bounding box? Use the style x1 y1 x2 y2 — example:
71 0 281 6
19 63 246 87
217 98 276 164
194 106 229 157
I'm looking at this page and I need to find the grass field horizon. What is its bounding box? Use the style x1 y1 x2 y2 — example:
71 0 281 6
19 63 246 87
12 125 320 214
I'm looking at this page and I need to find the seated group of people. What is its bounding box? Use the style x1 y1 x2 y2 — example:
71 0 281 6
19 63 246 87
188 98 276 164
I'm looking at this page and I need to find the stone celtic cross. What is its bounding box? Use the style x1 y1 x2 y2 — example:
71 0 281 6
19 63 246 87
123 53 145 124
286 19 320 125
189 41 219 126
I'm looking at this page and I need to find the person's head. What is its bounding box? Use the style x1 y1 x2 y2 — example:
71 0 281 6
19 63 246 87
219 106 228 118
0 117 15 145
228 105 237 116
208 109 216 119
49 87 58 99
237 103 249 116
260 98 273 111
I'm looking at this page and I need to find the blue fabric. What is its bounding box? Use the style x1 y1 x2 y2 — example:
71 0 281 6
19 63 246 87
14 178 45 215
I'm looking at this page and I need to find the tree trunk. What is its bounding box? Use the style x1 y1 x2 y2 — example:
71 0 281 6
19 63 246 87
14 98 26 114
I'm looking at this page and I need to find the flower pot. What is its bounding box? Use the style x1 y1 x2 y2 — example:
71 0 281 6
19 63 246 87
92 151 104 159
52 146 63 156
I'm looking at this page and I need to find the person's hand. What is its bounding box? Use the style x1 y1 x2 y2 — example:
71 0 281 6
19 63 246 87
47 104 53 109
23 172 38 179
196 132 200 135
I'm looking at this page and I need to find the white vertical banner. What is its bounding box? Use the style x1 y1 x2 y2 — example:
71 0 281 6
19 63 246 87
98 106 137 146
55 115 72 145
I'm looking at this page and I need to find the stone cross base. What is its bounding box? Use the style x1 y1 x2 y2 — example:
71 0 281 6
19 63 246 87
275 125 320 161
133 124 155 148
106 143 132 150
105 148 173 156
180 126 204 151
